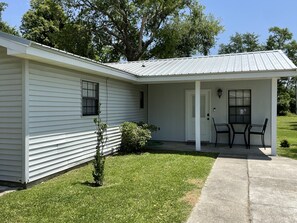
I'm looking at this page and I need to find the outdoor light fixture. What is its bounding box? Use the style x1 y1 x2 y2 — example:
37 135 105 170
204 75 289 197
217 88 223 98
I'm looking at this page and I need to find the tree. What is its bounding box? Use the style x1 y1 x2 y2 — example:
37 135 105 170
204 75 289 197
219 28 297 115
266 27 297 114
61 0 223 61
20 0 97 59
0 2 19 35
219 32 263 54
20 0 67 47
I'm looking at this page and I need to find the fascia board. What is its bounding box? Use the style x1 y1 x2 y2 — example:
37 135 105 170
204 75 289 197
136 71 297 84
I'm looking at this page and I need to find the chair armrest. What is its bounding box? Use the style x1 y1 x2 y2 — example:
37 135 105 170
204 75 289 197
216 123 229 127
250 124 263 127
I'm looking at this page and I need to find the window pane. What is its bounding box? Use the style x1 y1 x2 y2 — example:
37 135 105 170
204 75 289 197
82 90 88 97
82 99 87 106
236 90 243 98
236 98 243 106
83 107 87 115
229 115 236 123
229 98 236 106
244 90 250 97
82 81 88 89
244 98 251 106
88 83 94 90
244 115 251 124
229 90 236 98
236 116 244 123
230 107 236 115
88 89 94 98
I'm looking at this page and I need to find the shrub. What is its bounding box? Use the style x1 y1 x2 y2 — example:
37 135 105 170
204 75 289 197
120 122 156 153
92 105 107 187
280 139 290 148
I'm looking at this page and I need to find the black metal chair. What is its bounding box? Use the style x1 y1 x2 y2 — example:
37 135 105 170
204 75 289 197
248 118 268 149
212 118 231 148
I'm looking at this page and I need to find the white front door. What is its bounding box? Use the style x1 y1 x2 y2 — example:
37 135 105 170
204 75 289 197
185 89 211 142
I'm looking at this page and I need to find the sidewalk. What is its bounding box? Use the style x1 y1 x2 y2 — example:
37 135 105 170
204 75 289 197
187 153 297 223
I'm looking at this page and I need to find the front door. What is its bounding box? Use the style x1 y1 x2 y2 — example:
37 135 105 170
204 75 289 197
185 89 211 142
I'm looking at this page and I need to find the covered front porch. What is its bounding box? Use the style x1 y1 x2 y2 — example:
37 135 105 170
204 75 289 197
147 78 278 155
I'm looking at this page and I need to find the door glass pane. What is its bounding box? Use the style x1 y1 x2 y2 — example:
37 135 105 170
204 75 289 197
200 94 206 118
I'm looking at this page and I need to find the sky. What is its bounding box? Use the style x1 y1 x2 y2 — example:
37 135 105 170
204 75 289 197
2 0 297 55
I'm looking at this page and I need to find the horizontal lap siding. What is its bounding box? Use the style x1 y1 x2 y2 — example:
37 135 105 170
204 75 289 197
28 62 147 182
0 48 23 182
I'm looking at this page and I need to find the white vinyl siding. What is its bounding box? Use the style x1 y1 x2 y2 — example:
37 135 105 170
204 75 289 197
28 62 147 182
0 47 23 182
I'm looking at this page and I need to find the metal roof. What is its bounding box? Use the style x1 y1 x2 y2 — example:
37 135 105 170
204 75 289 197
107 50 297 76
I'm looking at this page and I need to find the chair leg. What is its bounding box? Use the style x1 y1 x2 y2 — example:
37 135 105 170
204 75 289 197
215 133 218 147
228 132 231 148
244 133 248 149
248 133 250 149
231 133 235 148
261 134 266 149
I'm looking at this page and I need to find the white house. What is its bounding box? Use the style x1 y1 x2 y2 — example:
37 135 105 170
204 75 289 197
0 32 296 187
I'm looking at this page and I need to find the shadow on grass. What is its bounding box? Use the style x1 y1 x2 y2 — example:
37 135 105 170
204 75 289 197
80 181 100 187
143 149 219 159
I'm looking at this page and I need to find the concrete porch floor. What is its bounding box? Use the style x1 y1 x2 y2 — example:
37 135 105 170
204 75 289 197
147 141 272 156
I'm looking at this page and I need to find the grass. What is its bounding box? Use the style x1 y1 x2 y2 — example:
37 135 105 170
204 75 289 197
277 114 297 159
0 151 216 223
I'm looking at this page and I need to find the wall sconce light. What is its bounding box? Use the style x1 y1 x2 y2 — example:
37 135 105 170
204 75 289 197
217 88 223 98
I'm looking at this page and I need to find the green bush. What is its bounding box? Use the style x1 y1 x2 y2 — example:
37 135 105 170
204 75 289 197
120 122 156 153
280 139 290 148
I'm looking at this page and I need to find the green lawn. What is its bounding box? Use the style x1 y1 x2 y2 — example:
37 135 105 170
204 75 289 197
0 152 216 223
277 115 297 159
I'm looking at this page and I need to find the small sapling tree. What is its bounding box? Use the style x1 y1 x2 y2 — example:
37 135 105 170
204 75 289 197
92 104 107 186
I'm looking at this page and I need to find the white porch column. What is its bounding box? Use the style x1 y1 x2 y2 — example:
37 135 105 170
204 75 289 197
195 81 201 151
271 78 277 156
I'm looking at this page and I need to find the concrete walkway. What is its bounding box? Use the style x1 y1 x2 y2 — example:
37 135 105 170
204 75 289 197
187 153 297 223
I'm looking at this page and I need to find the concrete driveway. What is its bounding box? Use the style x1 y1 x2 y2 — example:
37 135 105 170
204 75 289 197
187 153 297 223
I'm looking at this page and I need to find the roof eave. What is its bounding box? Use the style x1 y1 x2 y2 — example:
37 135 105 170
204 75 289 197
2 36 137 83
136 70 297 84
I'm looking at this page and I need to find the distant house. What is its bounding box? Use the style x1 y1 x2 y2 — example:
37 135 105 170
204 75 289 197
0 32 296 187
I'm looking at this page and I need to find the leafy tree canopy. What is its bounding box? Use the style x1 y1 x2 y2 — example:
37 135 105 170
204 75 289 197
0 2 19 36
218 32 263 54
61 0 223 61
21 0 97 59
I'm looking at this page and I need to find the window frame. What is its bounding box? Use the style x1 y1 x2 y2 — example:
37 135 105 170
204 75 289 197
81 80 99 116
228 89 251 124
